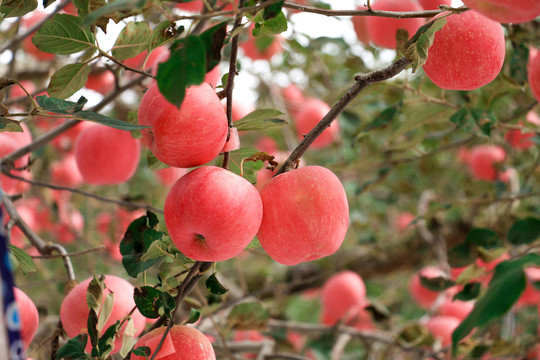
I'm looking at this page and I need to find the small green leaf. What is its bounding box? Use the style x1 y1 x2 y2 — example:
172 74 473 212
73 0 106 18
48 63 91 99
120 211 163 278
448 243 476 268
55 334 89 359
132 346 151 359
88 309 99 353
509 43 529 85
263 0 284 20
470 109 496 137
133 286 175 319
198 21 228 72
465 228 503 250
419 275 455 292
206 273 228 295
156 35 206 107
32 14 96 55
507 218 540 245
0 118 24 133
112 22 152 61
82 0 144 26
362 102 402 132
251 12 287 36
186 308 200 324
8 245 37 274
74 110 150 131
97 321 119 358
450 108 476 133
227 302 269 330
404 17 447 72
37 95 87 114
140 240 169 261
86 274 105 313
453 282 482 301
234 109 286 131
149 21 178 51
0 0 37 18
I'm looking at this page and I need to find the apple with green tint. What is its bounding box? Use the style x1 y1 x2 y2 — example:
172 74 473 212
164 166 263 262
257 166 349 265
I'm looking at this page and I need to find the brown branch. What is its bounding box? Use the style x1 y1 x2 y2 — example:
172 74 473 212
275 56 411 176
3 172 164 214
282 2 468 18
31 246 105 259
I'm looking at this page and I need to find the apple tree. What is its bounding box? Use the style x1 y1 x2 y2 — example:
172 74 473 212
1 0 540 359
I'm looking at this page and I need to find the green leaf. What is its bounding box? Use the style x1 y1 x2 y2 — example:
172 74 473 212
0 0 37 18
8 245 37 274
404 17 447 72
206 273 228 295
97 293 114 332
147 152 169 171
36 95 87 114
198 21 228 72
73 0 106 18
74 110 149 131
451 254 540 355
120 211 163 278
448 243 476 268
132 346 151 359
465 228 503 250
149 21 178 51
133 286 176 319
362 102 402 132
251 11 287 36
0 118 24 133
186 308 200 324
227 302 269 330
156 35 206 107
32 14 96 55
507 218 540 245
82 0 144 26
509 43 529 85
419 275 455 292
140 239 169 261
449 108 496 137
97 321 119 358
263 0 284 20
215 147 265 185
55 334 89 360
234 109 286 131
112 22 152 61
48 63 91 99
453 282 482 301
88 309 99 351
470 109 496 137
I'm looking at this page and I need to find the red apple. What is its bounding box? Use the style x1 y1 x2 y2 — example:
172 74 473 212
74 124 140 185
85 70 116 95
320 271 369 327
257 166 349 265
233 330 266 359
366 0 424 49
518 267 540 307
0 134 26 194
51 154 83 188
22 12 56 61
351 6 370 45
221 127 240 152
255 136 278 155
51 120 93 153
62 1 77 15
2 122 33 195
467 145 506 181
138 82 227 168
418 0 452 10
425 315 460 347
124 46 168 71
130 325 215 360
155 167 189 187
164 166 263 262
394 212 415 232
9 80 36 99
423 11 505 90
241 25 283 61
281 84 304 117
528 47 540 104
60 275 146 354
176 0 204 12
294 98 339 148
438 297 474 321
409 266 446 309
14 287 39 350
462 0 540 24
205 65 221 88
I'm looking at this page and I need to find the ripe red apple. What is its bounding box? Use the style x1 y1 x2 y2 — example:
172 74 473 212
60 275 147 354
74 124 140 185
423 11 505 90
22 12 56 61
55 204 84 244
51 120 93 153
241 25 283 61
425 315 460 347
2 121 33 195
365 0 424 49
438 297 474 321
176 0 204 12
351 6 370 45
418 0 452 10
221 127 240 152
321 271 368 326
131 325 215 360
124 46 168 71
85 70 116 95
505 111 540 150
467 145 506 181
62 1 77 15
164 166 263 262
51 154 83 188
14 287 39 350
294 98 339 149
409 266 446 309
155 167 189 187
257 166 349 265
98 208 145 260
205 65 221 88
528 47 540 104
462 0 540 24
0 134 26 194
138 82 227 168
518 267 540 307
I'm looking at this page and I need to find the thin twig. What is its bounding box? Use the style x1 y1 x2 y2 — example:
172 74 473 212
31 246 105 259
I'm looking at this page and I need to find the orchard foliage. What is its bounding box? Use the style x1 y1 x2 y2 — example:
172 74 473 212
1 0 540 360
